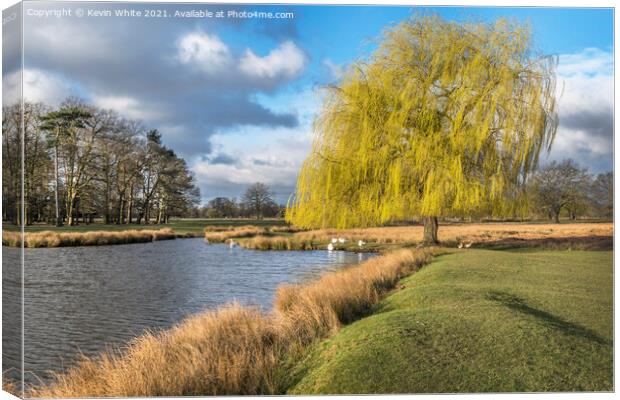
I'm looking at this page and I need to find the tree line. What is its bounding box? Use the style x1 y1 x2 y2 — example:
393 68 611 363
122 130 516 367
194 182 284 219
529 159 612 222
2 99 200 226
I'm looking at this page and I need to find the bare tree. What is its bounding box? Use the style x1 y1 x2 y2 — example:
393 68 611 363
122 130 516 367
591 172 613 218
530 160 591 223
6 99 200 227
243 183 273 219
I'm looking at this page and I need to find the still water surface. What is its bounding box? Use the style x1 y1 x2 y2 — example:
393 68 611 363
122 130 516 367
4 238 374 385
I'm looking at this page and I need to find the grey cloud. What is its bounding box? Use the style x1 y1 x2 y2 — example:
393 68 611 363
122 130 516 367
210 153 237 165
2 3 22 78
19 2 305 158
560 108 613 139
161 124 213 157
253 159 270 166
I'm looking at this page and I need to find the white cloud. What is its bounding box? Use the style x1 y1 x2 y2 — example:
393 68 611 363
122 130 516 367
176 32 231 74
546 48 613 173
192 86 321 202
193 128 311 202
239 41 306 80
3 68 75 106
556 47 613 77
322 58 344 80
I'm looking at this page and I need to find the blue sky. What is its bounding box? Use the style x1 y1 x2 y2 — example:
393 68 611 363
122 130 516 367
4 3 614 203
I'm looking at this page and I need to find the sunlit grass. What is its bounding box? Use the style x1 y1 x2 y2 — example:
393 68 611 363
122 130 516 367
2 218 289 235
288 249 613 393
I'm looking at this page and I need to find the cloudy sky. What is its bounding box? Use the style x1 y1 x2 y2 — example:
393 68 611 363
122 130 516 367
3 3 614 204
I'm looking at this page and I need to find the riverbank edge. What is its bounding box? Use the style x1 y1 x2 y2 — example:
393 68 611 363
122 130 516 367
24 247 438 397
1 228 201 248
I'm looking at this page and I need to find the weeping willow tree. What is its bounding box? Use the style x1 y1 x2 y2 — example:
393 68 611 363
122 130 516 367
286 16 558 244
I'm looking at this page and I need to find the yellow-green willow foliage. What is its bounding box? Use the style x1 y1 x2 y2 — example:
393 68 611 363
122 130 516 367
287 16 558 230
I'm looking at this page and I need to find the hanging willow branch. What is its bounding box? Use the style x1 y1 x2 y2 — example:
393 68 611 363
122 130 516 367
287 16 558 229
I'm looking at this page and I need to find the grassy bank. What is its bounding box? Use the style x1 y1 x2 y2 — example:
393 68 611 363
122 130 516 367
2 218 288 235
287 249 613 393
2 228 180 248
29 248 436 397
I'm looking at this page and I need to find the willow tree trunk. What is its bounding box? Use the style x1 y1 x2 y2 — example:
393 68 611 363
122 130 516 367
423 216 439 245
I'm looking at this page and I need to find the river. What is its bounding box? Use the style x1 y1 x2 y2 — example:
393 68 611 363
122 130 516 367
2 238 374 386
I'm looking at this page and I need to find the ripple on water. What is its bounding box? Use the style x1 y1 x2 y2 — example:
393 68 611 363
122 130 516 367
5 238 374 385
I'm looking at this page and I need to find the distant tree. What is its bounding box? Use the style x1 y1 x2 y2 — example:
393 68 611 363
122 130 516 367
286 16 558 244
243 183 274 219
590 172 613 218
5 99 200 227
207 197 237 218
529 160 591 223
261 200 283 218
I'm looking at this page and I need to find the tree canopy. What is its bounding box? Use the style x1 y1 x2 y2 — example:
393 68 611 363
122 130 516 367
3 100 200 226
286 16 558 241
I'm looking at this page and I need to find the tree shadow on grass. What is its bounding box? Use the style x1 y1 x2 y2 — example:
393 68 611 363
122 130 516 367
486 291 611 346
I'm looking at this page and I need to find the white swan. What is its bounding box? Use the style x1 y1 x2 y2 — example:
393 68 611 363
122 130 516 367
458 242 463 249
464 241 473 248
338 237 346 244
358 240 365 248
229 240 238 248
331 238 338 244
327 243 334 251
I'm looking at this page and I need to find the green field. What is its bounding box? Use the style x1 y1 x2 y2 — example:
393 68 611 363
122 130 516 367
3 218 288 235
287 249 613 393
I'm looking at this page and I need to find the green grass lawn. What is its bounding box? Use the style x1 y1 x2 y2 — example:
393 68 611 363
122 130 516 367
287 249 613 393
3 218 288 235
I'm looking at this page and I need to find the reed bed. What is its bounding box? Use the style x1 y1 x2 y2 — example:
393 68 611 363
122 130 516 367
3 378 19 397
2 228 177 248
257 222 613 248
267 226 305 234
30 247 436 397
239 236 318 251
274 248 436 346
203 226 267 243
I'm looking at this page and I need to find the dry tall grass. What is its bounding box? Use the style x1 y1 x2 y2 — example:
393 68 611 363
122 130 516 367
275 248 435 346
267 226 305 234
260 222 613 248
2 228 177 248
3 377 19 397
240 236 318 251
30 247 436 397
203 226 267 243
31 305 281 397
